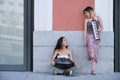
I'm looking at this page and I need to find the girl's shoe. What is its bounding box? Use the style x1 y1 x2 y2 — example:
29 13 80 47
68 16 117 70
63 70 72 76
91 70 96 75
52 70 64 75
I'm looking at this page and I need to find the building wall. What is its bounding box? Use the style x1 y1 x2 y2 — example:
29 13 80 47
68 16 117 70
33 0 114 73
33 31 114 73
95 0 113 31
34 0 53 31
53 0 94 31
34 0 113 31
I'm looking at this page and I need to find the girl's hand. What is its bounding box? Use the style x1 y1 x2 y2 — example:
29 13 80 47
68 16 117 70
74 62 78 66
51 61 55 65
98 28 102 32
84 40 87 46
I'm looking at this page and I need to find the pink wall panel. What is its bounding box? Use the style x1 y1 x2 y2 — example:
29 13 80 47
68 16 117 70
53 0 94 31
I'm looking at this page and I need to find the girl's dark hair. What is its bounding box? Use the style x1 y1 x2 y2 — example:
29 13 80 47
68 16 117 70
54 37 68 52
83 6 94 14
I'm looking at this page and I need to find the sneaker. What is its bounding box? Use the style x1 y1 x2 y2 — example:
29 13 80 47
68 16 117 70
64 70 72 76
52 70 57 75
69 70 72 76
53 70 64 75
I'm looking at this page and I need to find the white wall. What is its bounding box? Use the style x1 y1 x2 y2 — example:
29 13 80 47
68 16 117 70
95 0 113 31
34 0 113 31
34 0 53 31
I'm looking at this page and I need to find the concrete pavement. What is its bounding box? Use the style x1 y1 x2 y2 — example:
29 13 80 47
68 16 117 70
0 72 120 80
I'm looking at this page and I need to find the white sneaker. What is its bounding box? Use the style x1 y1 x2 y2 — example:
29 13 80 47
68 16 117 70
64 70 72 76
69 70 72 76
